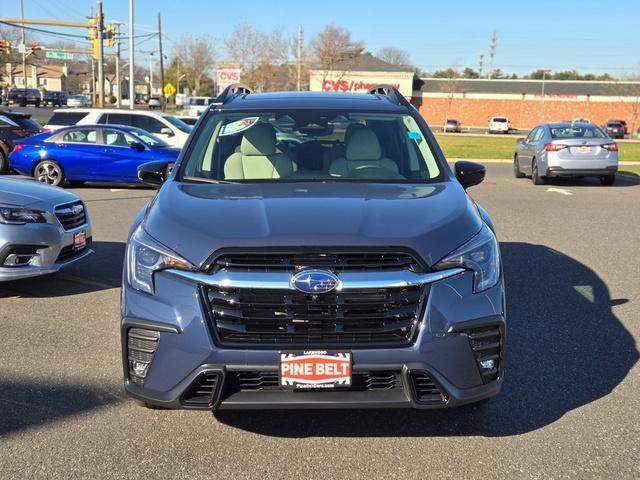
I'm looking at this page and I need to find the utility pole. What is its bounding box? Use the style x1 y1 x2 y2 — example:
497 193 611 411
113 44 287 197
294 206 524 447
115 24 121 107
487 31 497 80
128 0 135 110
96 1 105 108
157 12 165 110
296 24 303 91
540 69 552 122
19 0 27 87
478 54 484 78
148 53 153 96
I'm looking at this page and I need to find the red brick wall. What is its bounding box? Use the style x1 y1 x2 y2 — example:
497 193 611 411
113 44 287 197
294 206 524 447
415 96 639 131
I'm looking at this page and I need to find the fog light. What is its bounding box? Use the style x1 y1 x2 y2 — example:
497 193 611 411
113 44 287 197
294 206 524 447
479 359 495 370
131 360 150 377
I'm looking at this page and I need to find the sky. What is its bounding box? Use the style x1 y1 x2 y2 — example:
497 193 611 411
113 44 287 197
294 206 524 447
2 0 639 77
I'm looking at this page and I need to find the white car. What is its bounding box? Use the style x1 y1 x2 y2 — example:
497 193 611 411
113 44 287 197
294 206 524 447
66 95 91 108
43 109 192 147
187 96 217 117
488 116 510 134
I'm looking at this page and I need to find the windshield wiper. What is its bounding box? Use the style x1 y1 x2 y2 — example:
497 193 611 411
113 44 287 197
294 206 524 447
182 176 237 184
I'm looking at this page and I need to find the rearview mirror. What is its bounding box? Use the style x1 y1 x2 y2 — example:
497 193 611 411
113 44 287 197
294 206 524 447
138 161 169 187
516 137 526 144
160 127 174 137
454 161 486 189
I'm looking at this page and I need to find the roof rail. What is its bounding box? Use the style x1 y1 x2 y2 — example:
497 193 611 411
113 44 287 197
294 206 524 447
367 84 412 108
215 83 253 104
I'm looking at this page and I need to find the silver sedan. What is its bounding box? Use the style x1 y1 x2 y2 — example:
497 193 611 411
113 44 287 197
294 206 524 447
0 177 92 281
514 122 619 185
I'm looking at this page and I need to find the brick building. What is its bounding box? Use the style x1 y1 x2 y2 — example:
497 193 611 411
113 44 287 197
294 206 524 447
413 78 640 132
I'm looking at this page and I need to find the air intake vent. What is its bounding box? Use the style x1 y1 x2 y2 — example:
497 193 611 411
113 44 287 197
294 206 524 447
409 371 448 405
127 328 160 386
182 372 222 407
466 326 502 383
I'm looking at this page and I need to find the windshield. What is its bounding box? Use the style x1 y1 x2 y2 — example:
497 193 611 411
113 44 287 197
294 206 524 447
180 110 443 183
550 125 607 139
162 114 192 133
128 128 169 147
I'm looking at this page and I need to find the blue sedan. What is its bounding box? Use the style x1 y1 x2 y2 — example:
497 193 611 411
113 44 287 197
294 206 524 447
9 124 181 186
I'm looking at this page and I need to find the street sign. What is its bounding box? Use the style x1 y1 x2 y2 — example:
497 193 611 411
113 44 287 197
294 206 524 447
163 82 176 97
46 51 74 60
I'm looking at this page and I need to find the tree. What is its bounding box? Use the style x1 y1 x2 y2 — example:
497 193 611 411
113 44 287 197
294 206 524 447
376 47 411 68
172 34 216 93
432 68 458 79
461 67 480 79
309 24 363 81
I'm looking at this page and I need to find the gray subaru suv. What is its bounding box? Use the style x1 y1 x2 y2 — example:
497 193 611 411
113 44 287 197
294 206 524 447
122 85 505 410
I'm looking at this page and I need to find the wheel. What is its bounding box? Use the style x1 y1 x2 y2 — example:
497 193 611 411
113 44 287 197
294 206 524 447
35 101 40 108
34 160 64 186
0 149 8 173
513 155 525 178
600 175 615 186
531 160 545 185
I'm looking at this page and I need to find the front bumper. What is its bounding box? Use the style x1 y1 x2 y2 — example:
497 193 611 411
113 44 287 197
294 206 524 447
0 220 93 281
122 267 506 410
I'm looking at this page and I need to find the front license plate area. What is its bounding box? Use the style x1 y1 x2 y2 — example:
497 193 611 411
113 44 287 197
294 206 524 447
73 231 87 251
280 351 352 390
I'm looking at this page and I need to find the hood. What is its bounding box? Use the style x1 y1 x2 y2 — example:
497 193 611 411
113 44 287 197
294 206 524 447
144 180 483 268
0 177 79 207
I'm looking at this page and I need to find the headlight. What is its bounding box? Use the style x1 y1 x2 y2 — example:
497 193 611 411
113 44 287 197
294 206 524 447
434 223 500 293
0 205 46 225
127 225 195 294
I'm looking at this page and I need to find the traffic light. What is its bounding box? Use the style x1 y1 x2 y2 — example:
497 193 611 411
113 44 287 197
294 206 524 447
29 42 39 54
88 19 99 60
106 25 116 47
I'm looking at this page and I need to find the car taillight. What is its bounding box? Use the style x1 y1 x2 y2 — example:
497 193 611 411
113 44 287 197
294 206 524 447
11 144 25 154
11 128 29 137
602 143 618 152
545 143 567 152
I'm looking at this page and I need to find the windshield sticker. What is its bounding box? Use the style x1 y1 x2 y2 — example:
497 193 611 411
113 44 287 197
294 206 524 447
408 131 422 142
220 117 260 136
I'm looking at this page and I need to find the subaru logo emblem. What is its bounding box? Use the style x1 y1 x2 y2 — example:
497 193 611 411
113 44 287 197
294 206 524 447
71 204 83 215
290 270 340 294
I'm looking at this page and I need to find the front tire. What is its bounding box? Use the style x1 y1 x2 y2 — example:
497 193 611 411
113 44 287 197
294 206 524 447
0 149 8 173
514 155 525 178
600 175 615 186
531 160 545 185
34 160 65 186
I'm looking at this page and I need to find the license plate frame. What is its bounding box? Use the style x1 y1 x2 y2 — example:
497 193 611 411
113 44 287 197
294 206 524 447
73 231 87 251
279 351 352 390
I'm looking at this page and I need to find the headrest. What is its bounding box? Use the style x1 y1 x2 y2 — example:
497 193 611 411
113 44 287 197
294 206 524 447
240 123 276 156
346 128 382 161
344 122 366 144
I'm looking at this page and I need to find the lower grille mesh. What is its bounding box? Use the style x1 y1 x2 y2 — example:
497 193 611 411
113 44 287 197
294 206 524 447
182 372 221 407
409 371 448 405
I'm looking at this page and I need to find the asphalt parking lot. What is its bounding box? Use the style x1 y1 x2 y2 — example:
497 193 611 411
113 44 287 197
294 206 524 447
1 164 638 479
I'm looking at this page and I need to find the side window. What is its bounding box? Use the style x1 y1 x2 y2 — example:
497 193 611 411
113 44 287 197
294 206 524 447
533 128 545 142
96 114 108 124
133 115 165 134
106 113 133 126
61 129 97 144
526 128 538 142
102 129 136 147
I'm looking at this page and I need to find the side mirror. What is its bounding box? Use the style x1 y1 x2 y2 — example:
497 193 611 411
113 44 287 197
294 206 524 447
516 137 526 144
454 161 486 189
130 141 145 151
160 127 174 137
138 161 169 187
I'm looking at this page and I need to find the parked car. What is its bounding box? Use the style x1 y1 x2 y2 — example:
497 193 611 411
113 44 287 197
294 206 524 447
488 116 510 134
4 88 41 107
605 119 628 135
66 95 92 108
42 90 69 107
572 118 591 124
444 119 462 133
148 96 162 110
122 86 505 411
9 124 181 186
0 110 43 173
187 96 217 117
514 122 618 185
0 176 92 281
603 121 625 139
